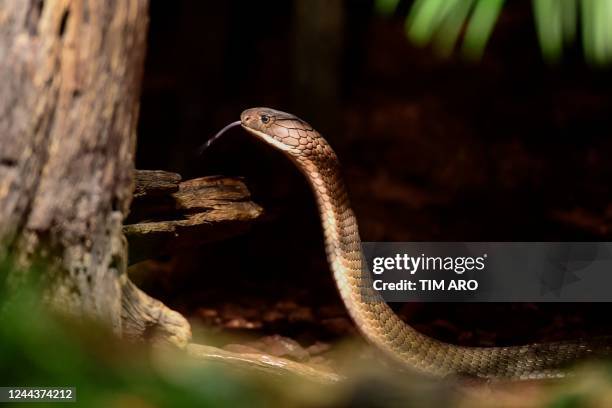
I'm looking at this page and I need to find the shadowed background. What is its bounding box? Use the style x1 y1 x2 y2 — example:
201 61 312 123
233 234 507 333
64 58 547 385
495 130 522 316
133 0 612 349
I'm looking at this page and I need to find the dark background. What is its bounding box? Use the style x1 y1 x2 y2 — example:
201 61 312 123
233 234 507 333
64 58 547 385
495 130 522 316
133 0 612 348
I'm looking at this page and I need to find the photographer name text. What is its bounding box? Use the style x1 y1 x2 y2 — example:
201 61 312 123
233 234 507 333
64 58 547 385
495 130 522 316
371 253 487 292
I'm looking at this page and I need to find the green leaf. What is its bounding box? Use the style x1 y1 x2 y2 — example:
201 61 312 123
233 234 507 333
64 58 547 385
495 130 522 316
533 0 563 62
461 0 505 60
406 0 456 45
434 0 476 56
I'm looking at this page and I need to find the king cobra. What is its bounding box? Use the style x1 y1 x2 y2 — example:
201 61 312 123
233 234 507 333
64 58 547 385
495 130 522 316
206 107 611 380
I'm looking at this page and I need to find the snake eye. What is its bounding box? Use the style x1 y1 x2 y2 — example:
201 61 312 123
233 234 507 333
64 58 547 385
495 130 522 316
260 114 270 124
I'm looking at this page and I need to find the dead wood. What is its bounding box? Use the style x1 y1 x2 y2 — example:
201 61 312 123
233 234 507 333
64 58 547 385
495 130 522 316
125 171 263 264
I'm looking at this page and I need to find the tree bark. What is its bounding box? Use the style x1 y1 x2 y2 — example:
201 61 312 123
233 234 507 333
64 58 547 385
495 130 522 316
0 0 189 346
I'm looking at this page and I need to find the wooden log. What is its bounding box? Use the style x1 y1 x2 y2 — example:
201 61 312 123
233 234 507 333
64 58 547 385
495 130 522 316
124 170 263 264
186 343 342 384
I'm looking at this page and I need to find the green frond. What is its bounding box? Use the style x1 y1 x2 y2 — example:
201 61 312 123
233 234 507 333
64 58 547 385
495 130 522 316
461 0 505 59
374 0 612 65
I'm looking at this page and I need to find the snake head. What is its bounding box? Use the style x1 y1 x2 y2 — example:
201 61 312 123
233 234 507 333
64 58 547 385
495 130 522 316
240 107 330 158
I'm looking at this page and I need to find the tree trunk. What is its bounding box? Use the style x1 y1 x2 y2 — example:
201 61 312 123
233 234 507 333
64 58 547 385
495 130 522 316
0 0 189 346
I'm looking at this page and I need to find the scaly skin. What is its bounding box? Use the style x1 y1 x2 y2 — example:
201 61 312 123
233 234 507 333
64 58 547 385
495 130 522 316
238 107 611 380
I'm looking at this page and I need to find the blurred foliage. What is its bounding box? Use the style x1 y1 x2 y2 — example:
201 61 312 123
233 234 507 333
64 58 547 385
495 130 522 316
0 259 457 407
6 257 612 407
376 0 612 65
0 260 301 407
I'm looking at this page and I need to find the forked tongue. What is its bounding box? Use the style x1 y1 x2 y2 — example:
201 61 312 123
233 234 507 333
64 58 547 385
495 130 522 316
198 120 242 155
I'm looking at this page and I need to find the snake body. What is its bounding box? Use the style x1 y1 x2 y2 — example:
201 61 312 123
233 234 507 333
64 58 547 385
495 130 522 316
235 107 610 380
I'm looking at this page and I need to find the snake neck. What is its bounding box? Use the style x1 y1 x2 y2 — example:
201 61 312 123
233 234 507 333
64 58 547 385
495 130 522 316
294 153 426 353
293 154 360 256
293 149 578 380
